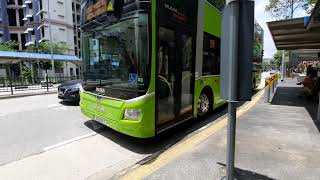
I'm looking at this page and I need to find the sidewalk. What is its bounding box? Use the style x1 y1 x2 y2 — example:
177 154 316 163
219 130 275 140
0 86 57 99
124 79 320 180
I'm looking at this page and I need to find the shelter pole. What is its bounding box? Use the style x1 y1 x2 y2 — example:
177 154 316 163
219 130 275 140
47 0 55 76
281 50 285 82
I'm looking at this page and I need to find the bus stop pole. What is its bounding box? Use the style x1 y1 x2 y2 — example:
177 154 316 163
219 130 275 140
225 0 239 179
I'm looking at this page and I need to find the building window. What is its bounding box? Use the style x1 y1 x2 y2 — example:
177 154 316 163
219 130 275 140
202 33 221 76
39 0 43 10
41 27 45 38
21 34 26 50
72 2 75 11
7 0 15 5
19 9 24 26
7 9 17 26
9 34 19 49
18 0 23 5
28 3 33 9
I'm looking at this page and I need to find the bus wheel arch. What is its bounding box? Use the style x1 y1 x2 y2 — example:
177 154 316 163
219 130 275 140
197 86 213 117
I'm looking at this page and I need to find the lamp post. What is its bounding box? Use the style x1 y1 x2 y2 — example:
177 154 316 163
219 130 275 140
47 0 55 76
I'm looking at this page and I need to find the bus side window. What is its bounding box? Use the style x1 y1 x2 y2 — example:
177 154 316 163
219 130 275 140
202 33 220 76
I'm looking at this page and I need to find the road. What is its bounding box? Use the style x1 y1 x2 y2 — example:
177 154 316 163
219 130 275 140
0 93 237 179
0 94 91 165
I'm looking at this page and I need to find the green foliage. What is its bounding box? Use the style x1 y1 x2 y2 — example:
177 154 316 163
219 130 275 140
262 62 270 71
265 0 314 19
272 50 283 69
21 65 32 82
54 61 64 73
0 41 19 51
39 61 52 72
207 0 225 10
25 41 68 55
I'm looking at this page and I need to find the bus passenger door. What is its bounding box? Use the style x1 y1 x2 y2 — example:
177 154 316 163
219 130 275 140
157 27 176 126
156 27 195 128
156 0 198 130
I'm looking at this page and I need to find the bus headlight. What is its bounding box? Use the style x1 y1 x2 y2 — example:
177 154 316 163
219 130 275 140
124 109 142 120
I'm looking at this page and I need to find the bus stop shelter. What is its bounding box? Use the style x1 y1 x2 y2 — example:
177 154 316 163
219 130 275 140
0 51 81 78
267 0 320 120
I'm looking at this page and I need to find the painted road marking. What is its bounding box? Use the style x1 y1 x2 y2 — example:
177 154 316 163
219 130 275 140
48 104 61 108
52 106 68 111
43 132 97 152
120 90 265 180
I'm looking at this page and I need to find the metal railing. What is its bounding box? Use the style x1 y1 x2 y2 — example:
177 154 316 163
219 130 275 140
0 76 82 95
264 74 279 103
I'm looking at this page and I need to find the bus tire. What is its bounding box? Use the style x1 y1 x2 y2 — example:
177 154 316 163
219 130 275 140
198 89 213 117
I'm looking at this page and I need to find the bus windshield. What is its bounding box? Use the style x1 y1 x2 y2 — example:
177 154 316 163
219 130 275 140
82 14 149 100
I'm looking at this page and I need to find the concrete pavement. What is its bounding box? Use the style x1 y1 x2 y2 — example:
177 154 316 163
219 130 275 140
0 91 234 180
119 79 320 180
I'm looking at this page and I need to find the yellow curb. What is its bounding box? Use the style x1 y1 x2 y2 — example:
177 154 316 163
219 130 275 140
120 90 265 180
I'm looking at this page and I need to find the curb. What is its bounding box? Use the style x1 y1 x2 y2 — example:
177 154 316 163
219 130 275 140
0 91 57 100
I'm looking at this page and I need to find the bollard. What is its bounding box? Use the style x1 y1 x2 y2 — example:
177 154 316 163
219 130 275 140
264 77 271 103
270 79 274 95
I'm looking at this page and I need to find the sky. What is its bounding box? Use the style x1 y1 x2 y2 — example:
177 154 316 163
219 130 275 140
254 0 308 58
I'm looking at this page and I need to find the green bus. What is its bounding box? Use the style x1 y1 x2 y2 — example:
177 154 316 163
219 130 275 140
252 21 264 89
80 0 226 138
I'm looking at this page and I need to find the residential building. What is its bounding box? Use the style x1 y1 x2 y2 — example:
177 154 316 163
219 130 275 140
22 0 82 77
0 0 82 77
0 0 26 49
24 0 81 56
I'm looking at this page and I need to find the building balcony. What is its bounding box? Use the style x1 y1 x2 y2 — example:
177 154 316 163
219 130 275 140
25 14 33 18
24 27 33 34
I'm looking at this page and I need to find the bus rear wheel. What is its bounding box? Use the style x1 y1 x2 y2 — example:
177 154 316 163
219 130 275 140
198 93 211 117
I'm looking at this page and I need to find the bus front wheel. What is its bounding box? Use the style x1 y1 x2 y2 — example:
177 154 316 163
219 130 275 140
198 92 212 117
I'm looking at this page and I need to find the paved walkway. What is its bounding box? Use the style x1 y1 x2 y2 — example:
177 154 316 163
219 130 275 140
133 79 320 180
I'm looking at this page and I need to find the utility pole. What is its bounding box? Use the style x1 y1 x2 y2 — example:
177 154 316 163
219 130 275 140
47 0 55 76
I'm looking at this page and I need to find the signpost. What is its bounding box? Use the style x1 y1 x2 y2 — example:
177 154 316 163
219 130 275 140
220 0 254 179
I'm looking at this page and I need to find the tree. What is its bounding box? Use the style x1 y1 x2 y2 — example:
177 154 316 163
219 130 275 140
25 41 68 55
265 0 316 20
39 61 52 75
272 50 285 69
0 41 19 51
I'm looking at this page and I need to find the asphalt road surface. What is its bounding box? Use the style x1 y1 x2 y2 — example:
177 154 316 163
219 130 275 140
0 94 91 165
0 93 239 179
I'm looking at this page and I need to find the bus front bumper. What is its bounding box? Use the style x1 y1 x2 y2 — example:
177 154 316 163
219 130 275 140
80 93 155 138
